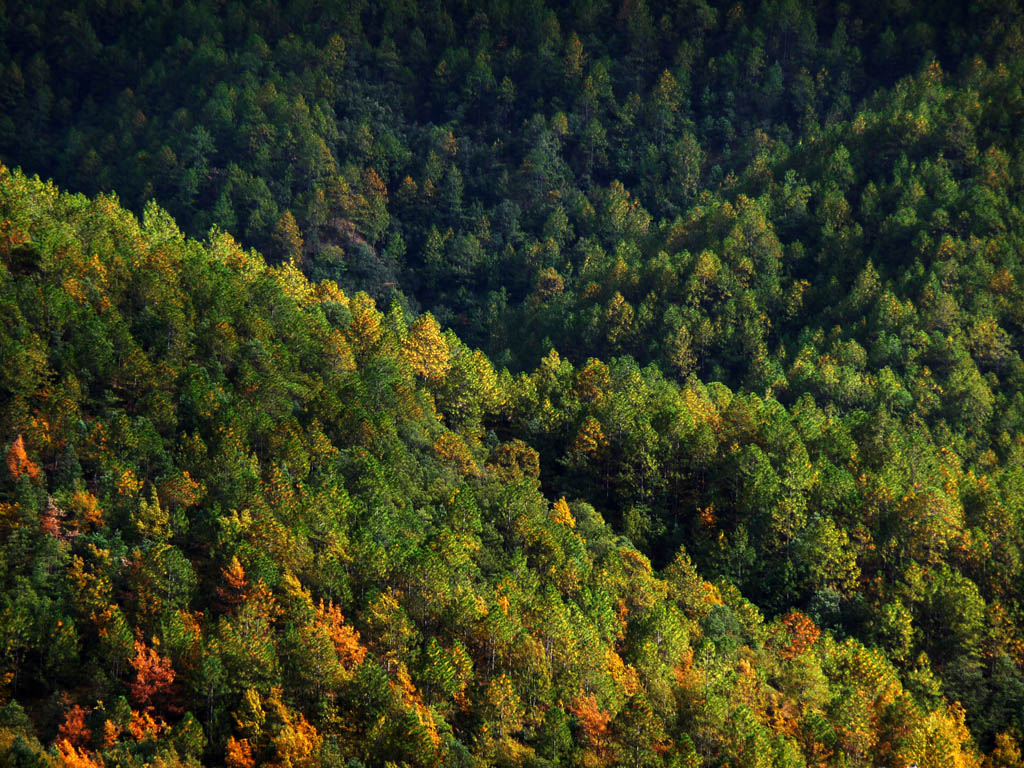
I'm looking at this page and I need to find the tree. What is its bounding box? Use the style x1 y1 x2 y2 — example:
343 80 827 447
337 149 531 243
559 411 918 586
402 314 450 384
226 735 256 768
314 599 366 672
983 733 1023 768
273 211 304 265
57 704 92 749
129 639 176 713
482 674 523 741
5 436 41 484
216 556 249 610
363 589 415 673
570 692 612 764
650 70 683 142
266 690 322 768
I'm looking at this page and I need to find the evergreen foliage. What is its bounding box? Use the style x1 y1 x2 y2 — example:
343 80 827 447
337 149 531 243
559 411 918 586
2 1 1024 765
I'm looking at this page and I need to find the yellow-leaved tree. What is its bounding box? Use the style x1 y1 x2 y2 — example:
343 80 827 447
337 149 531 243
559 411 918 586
402 313 450 384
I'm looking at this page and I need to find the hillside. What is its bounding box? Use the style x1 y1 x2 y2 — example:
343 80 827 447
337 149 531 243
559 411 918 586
2 1 1024 766
0 160 996 768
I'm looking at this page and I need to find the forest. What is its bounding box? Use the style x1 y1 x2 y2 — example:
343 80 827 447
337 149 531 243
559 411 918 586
1 0 1024 766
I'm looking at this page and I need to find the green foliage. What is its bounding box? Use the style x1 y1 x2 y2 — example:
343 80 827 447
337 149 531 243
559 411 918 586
2 0 1024 764
0 164 996 767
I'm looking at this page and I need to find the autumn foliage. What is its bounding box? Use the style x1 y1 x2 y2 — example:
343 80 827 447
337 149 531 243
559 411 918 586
225 736 256 768
56 739 105 768
129 640 176 713
315 599 367 670
5 435 40 483
570 693 612 759
57 704 92 748
4 10 1024 756
780 610 821 660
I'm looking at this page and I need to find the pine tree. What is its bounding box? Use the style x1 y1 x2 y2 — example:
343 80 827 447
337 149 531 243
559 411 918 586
273 211 304 265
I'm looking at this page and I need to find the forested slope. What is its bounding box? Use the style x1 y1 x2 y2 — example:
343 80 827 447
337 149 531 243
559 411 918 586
0 161 996 768
2 0 1020 348
2 0 1024 766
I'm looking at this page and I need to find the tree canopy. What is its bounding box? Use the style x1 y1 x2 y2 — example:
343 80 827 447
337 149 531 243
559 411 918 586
2 0 1024 765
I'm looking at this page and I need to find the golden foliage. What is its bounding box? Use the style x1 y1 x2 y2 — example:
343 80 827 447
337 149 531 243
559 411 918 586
115 468 143 498
233 689 266 741
225 736 256 768
68 546 114 623
217 556 249 609
68 490 103 529
606 648 641 696
487 439 541 482
434 432 478 476
402 313 450 383
898 702 981 768
551 497 576 528
0 216 30 256
347 292 383 357
56 739 105 768
127 710 160 742
780 610 821 660
273 210 304 264
983 733 1022 768
483 674 523 740
267 691 322 768
314 600 367 671
102 720 121 749
570 692 612 758
575 359 610 402
314 280 349 307
157 471 203 510
395 663 442 750
573 416 608 459
673 648 704 699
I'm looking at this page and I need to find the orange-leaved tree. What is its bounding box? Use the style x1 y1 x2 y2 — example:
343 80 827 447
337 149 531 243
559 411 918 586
6 435 41 483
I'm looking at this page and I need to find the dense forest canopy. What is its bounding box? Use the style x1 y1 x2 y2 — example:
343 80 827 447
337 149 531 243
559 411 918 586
2 1 1024 767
